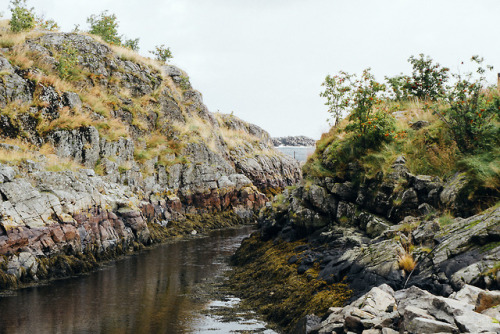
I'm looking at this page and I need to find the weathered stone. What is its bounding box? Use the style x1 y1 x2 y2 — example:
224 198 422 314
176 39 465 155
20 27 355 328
380 329 398 334
352 286 396 316
449 284 483 307
405 317 458 333
476 290 500 312
344 315 364 333
440 173 467 211
455 312 500 333
292 314 322 334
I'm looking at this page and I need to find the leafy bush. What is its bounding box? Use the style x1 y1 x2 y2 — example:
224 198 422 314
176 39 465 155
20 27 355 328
123 38 140 51
385 74 410 101
57 42 80 80
87 11 121 45
321 69 395 149
404 54 449 100
320 71 355 126
385 54 449 101
36 15 59 31
9 0 36 32
87 11 139 50
9 0 59 32
435 56 498 153
149 44 173 63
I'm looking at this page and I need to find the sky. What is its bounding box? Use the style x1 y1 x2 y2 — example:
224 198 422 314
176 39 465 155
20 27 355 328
2 0 500 139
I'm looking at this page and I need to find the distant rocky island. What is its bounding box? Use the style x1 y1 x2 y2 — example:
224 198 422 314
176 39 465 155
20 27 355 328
272 136 316 147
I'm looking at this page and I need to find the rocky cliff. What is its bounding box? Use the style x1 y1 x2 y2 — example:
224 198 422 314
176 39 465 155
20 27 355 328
0 29 301 289
230 107 499 332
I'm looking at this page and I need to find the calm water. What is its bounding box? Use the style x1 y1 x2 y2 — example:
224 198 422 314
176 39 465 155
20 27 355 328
0 226 275 334
275 146 315 162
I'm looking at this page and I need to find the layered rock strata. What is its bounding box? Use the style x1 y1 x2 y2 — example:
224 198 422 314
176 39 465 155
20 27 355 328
0 32 301 288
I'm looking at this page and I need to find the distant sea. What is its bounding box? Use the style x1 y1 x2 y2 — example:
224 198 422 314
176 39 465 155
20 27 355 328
275 146 315 162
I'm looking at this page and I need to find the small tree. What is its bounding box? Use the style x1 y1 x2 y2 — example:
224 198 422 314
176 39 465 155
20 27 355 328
149 44 173 63
87 11 121 45
123 38 140 51
9 0 36 32
87 11 140 51
320 71 355 126
321 69 394 149
385 74 410 101
435 56 498 153
404 54 449 100
344 69 394 149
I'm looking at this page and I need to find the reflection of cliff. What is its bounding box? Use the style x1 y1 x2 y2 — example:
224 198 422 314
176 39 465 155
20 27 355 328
0 227 251 333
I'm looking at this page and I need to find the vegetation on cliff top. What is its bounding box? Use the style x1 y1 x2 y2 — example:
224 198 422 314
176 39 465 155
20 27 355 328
0 4 275 178
309 54 499 211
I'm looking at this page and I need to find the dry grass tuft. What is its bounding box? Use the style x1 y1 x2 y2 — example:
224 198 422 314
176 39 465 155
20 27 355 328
398 252 416 273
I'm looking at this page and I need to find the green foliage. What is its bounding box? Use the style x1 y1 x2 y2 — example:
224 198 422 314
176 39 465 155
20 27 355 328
320 71 355 126
9 0 35 32
345 69 394 149
123 37 140 51
87 11 140 50
435 56 498 153
405 54 449 100
385 74 410 101
179 75 190 90
57 42 80 80
35 15 59 31
149 44 173 63
9 0 59 32
87 11 121 45
321 69 395 150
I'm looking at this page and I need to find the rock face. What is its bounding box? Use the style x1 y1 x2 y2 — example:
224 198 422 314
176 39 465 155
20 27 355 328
247 144 500 332
272 136 316 147
0 32 302 288
258 155 500 298
311 284 500 334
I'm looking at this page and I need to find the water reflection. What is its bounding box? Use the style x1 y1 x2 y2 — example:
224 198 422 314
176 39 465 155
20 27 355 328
0 226 256 334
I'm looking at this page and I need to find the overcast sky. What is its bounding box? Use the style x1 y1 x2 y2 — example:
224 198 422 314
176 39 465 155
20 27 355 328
3 1 500 139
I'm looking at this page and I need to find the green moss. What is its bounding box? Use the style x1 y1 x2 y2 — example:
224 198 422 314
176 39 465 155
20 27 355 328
228 234 351 332
438 213 454 227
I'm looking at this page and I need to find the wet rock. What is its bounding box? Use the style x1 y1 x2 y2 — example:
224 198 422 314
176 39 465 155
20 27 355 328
292 314 322 334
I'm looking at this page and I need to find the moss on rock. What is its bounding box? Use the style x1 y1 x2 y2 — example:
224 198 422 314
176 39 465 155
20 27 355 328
228 233 351 332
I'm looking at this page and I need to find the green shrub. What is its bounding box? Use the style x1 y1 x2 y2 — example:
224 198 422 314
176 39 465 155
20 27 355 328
87 11 140 50
385 74 410 101
87 11 121 45
123 38 140 51
9 0 36 32
404 54 449 100
57 42 80 80
9 0 59 32
149 44 173 63
435 56 499 153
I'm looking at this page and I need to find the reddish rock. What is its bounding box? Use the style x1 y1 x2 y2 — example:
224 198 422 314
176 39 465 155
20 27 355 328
50 227 65 243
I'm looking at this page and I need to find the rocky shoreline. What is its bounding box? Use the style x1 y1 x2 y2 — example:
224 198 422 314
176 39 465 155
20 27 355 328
272 136 316 147
228 151 500 332
298 284 500 333
0 31 301 290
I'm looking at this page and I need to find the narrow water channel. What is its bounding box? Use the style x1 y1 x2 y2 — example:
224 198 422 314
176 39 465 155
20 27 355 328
0 226 276 333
